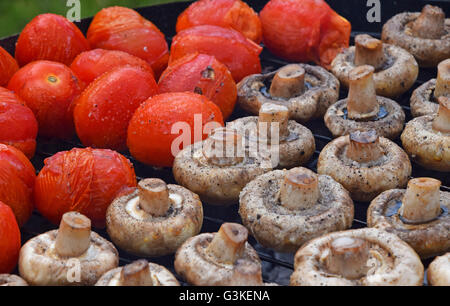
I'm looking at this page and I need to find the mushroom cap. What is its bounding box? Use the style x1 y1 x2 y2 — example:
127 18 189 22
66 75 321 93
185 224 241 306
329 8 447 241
331 44 418 98
324 96 405 140
239 170 354 253
382 12 450 68
401 115 450 172
226 117 315 169
428 253 450 286
19 230 118 286
106 184 203 257
0 274 28 286
290 228 424 286
410 79 439 117
174 232 260 286
317 136 412 202
367 189 450 259
237 64 339 122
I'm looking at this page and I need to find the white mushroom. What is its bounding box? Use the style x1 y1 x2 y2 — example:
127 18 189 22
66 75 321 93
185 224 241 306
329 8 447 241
428 253 450 286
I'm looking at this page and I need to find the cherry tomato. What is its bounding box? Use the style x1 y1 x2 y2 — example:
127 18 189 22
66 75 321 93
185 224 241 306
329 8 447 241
0 201 21 273
0 46 18 86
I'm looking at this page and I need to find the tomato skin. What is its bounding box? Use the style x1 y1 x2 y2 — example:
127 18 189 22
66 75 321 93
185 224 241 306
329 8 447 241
170 25 262 82
15 13 90 67
0 144 36 227
74 66 158 151
35 148 137 228
87 6 169 78
176 0 262 43
0 201 21 273
127 92 224 167
0 47 19 87
159 53 237 119
8 60 82 139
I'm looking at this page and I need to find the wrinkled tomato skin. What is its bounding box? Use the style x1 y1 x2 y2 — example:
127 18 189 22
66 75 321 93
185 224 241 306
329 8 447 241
87 7 169 78
0 201 21 273
34 148 137 228
0 47 19 87
169 25 262 82
0 87 38 159
159 53 237 119
15 13 90 67
127 92 224 167
176 0 262 43
0 144 36 227
74 66 158 151
8 60 82 139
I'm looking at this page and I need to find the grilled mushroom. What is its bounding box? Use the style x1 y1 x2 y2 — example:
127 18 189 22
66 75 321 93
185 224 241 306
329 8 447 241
428 253 450 286
411 59 450 117
290 228 424 286
19 212 118 286
173 127 272 206
96 259 179 286
174 223 265 286
382 5 450 68
0 274 28 286
227 103 315 168
239 167 354 253
106 178 203 257
368 177 450 259
331 34 418 98
401 96 450 172
318 129 412 202
237 63 339 122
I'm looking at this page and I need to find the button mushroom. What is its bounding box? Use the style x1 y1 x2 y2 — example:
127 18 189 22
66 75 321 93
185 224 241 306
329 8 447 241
239 167 354 253
290 228 424 286
227 103 315 168
106 178 203 257
428 253 450 286
367 177 449 259
19 212 119 286
173 127 272 206
331 34 418 98
401 96 450 172
174 223 266 286
237 63 340 122
0 274 27 286
96 259 180 286
325 65 405 140
318 129 412 202
382 5 450 68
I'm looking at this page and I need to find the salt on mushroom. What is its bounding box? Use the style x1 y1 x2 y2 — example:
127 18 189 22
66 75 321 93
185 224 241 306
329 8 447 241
0 274 28 286
237 63 339 122
318 129 411 202
106 178 203 257
428 253 450 286
19 212 119 286
239 167 354 253
368 177 449 259
325 65 405 139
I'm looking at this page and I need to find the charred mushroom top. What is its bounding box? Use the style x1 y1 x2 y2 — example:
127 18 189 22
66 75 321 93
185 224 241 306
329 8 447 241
325 65 405 139
0 274 28 286
382 5 450 67
19 212 119 286
427 253 450 286
290 228 424 286
318 129 412 202
332 34 418 98
237 64 339 122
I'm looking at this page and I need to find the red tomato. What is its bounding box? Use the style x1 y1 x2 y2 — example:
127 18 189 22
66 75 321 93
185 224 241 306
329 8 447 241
74 66 158 151
176 0 262 43
127 92 224 167
0 201 21 273
8 60 82 139
15 14 90 67
169 25 262 82
35 148 137 228
0 47 18 87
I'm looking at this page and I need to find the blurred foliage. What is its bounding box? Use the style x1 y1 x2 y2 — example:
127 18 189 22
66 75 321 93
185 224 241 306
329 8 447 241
0 0 187 38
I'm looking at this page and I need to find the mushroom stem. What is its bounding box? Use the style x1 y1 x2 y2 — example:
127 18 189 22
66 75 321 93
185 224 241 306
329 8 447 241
410 5 446 39
138 179 170 217
230 259 263 286
347 66 379 121
325 237 370 280
346 130 384 163
433 96 450 133
119 260 155 286
269 64 305 99
206 223 248 265
280 168 319 210
258 103 290 141
354 34 385 70
434 59 450 99
55 212 91 257
203 128 244 166
400 178 442 224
